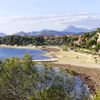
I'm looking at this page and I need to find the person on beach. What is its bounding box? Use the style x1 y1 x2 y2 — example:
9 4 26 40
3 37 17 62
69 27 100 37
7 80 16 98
94 57 97 64
76 56 78 59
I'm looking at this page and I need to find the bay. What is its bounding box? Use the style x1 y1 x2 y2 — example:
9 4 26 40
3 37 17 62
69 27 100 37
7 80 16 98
0 47 49 60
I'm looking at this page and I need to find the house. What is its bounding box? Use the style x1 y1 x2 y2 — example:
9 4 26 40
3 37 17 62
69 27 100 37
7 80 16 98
97 32 100 43
74 36 83 45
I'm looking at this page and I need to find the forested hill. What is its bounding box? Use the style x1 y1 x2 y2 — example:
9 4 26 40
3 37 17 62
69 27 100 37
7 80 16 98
0 28 100 52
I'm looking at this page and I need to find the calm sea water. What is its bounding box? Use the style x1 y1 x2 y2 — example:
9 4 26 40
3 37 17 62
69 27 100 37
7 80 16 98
0 47 49 60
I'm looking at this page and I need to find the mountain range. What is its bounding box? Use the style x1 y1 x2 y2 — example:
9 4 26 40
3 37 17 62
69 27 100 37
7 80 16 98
0 32 6 37
63 26 91 33
0 26 96 37
15 30 69 36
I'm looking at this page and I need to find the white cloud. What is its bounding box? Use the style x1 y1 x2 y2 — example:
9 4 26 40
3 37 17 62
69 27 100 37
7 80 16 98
0 13 100 34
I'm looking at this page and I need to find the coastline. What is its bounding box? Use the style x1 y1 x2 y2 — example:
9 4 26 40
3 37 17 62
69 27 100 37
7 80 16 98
0 44 100 91
40 46 100 88
44 48 100 69
0 45 60 62
0 44 100 69
0 44 40 50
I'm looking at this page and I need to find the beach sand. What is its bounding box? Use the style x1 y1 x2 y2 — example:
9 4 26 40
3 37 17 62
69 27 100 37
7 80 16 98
44 47 100 69
0 45 100 88
41 46 100 87
0 44 41 50
0 45 100 69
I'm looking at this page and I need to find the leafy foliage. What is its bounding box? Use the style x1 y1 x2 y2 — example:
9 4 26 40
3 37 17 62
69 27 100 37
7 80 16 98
0 28 100 52
0 55 90 100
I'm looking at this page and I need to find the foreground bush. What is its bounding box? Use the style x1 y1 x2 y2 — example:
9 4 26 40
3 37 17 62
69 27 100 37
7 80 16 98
0 54 91 100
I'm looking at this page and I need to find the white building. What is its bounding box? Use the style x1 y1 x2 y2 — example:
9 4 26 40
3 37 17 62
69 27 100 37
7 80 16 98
97 32 100 43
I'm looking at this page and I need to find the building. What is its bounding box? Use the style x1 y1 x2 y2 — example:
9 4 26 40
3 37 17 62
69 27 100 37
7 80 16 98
97 32 100 43
74 36 83 45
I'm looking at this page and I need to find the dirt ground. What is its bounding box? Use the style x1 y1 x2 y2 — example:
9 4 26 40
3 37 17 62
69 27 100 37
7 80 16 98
40 46 100 93
41 62 100 94
56 63 100 94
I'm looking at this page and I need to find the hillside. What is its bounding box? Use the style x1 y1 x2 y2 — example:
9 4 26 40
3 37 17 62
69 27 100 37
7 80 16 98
0 32 6 37
14 26 94 36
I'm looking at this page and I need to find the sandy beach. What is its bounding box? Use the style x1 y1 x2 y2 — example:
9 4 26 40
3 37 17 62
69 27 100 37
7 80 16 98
44 47 100 69
0 44 41 50
41 46 100 87
0 45 100 69
0 45 100 87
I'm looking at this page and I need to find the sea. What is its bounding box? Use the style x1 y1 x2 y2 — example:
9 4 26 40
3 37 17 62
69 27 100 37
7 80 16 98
0 47 49 60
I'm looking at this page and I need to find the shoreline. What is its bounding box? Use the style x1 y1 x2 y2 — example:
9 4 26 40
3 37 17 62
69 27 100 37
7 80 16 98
40 46 100 89
41 62 98 94
0 44 40 50
0 45 59 62
44 48 100 69
0 44 100 92
0 45 100 69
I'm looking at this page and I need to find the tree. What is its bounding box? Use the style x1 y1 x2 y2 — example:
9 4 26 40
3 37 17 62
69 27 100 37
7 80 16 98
94 43 100 52
0 55 37 100
0 55 90 100
33 36 44 46
86 39 96 49
97 28 100 33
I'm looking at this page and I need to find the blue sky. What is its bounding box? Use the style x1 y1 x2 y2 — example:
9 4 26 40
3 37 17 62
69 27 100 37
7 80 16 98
0 0 100 34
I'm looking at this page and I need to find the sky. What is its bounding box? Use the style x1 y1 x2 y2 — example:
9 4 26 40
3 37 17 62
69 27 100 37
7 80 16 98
0 0 100 34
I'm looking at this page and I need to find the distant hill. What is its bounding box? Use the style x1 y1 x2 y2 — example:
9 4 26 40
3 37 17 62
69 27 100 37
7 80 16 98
14 31 28 36
14 26 96 36
0 32 6 37
39 30 70 36
63 26 94 33
14 31 41 36
14 30 70 36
